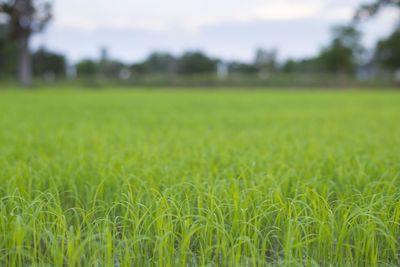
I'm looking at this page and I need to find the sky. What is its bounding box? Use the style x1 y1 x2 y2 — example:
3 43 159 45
32 0 399 64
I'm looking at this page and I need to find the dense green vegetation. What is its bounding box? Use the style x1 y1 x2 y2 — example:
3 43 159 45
1 89 400 266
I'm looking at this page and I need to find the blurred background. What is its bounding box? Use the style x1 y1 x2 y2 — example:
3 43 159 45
0 0 399 88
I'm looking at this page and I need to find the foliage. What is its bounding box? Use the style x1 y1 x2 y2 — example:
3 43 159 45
99 60 125 78
76 59 98 77
31 47 65 77
0 89 400 266
0 0 52 39
177 51 217 74
355 0 400 20
140 52 178 74
254 48 277 73
281 58 322 74
281 59 297 73
375 29 400 70
317 26 364 75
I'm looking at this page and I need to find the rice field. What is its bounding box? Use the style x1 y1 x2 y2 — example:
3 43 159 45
1 89 400 266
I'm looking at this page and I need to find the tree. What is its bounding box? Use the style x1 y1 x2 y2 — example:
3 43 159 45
280 57 322 74
254 48 277 73
355 0 400 21
76 59 98 78
375 29 400 70
281 59 297 74
0 0 52 87
99 60 125 79
130 63 146 75
177 51 217 75
317 26 364 76
32 47 65 78
142 52 178 74
353 0 400 79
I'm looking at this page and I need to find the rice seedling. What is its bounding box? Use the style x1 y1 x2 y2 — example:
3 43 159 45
0 89 399 266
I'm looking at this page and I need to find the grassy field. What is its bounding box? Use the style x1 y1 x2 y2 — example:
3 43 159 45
1 89 400 266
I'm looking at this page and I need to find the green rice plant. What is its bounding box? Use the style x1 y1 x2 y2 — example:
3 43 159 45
0 89 399 266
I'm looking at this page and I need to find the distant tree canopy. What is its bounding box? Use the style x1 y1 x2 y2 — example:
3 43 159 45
281 59 297 74
177 51 217 74
355 0 400 73
141 52 178 74
76 59 98 77
280 58 321 74
254 48 277 73
280 26 364 76
31 47 65 77
375 29 400 70
76 51 217 78
99 60 125 78
316 26 364 75
355 0 400 20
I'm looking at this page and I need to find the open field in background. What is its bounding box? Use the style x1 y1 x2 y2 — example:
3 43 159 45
1 89 400 266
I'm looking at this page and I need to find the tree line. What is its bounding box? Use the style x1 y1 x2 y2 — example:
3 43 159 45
0 0 399 87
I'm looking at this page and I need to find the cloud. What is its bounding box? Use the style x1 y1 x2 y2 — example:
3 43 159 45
52 0 380 35
34 0 397 64
52 0 359 33
321 7 354 20
238 2 322 21
55 15 97 32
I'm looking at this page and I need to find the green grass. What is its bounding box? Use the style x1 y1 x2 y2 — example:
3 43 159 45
0 89 400 266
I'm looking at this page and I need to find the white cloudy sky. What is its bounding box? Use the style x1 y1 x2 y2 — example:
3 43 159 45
32 0 399 63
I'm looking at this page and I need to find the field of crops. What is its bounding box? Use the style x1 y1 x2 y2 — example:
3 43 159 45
1 89 400 266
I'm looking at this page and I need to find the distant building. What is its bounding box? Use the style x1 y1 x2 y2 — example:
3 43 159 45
217 62 228 79
66 63 77 80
